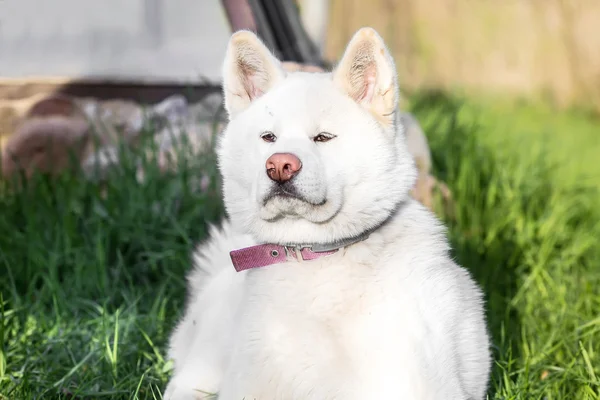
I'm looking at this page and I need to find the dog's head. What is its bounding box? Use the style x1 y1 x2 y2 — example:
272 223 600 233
218 27 417 245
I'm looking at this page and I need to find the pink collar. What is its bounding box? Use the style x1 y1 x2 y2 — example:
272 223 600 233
230 244 338 272
228 230 375 272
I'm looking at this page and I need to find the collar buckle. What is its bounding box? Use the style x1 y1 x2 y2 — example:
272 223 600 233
284 245 310 261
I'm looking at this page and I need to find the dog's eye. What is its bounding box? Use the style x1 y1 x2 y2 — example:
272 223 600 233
261 132 277 143
313 132 336 143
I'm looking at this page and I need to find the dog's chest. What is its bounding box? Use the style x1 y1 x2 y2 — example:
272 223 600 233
232 256 410 397
250 255 379 320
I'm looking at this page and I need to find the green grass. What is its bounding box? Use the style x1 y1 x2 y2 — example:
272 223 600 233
1 92 599 399
441 93 600 188
410 91 600 399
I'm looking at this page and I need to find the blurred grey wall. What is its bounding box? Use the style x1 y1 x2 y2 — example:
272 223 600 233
0 0 231 84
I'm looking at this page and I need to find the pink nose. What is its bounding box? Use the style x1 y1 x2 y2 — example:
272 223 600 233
265 153 302 183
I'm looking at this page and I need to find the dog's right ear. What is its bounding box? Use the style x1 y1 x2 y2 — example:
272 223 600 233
222 30 285 119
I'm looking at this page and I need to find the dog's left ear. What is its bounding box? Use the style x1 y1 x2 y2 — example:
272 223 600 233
222 30 285 119
333 27 398 127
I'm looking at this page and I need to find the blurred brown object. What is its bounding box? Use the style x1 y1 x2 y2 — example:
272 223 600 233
1 95 91 179
1 93 57 147
1 94 155 180
0 92 220 183
24 95 82 119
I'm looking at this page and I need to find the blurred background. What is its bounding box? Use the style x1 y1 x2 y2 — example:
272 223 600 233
3 0 600 108
0 1 598 399
1 0 598 181
325 0 600 111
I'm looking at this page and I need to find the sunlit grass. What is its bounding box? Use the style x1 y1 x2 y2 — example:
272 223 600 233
411 91 600 399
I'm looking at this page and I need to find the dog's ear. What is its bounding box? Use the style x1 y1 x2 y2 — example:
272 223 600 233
333 27 398 127
222 30 285 119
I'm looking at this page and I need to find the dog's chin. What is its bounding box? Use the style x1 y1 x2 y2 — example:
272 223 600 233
258 194 338 224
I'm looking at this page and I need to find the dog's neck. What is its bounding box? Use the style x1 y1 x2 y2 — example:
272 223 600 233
229 203 405 272
229 229 374 272
229 230 371 272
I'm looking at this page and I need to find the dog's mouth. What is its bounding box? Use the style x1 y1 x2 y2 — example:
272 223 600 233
263 182 326 206
263 183 304 203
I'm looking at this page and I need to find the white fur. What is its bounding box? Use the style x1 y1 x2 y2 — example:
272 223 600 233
164 28 491 400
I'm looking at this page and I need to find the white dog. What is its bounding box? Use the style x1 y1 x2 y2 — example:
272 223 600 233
164 27 491 400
